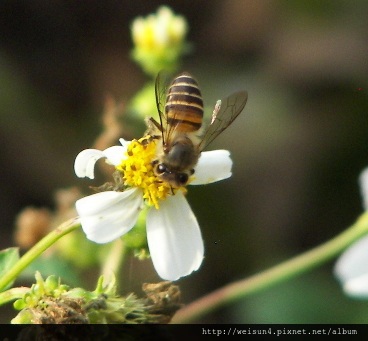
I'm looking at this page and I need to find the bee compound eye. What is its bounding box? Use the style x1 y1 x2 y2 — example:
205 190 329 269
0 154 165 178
178 173 189 185
156 163 167 174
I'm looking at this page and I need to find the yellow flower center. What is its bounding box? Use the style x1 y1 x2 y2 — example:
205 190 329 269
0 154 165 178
116 136 184 209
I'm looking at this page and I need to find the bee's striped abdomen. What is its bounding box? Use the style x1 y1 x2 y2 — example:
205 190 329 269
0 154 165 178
165 73 204 132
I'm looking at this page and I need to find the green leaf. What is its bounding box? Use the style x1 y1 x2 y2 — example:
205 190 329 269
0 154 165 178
19 253 82 287
0 247 20 291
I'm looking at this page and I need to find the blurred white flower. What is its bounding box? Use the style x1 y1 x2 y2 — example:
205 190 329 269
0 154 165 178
74 137 232 281
334 167 368 297
359 167 368 211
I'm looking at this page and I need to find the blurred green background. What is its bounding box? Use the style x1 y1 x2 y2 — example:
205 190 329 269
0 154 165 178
1 0 368 323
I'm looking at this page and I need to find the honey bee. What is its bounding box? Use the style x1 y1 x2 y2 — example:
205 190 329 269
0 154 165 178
146 71 248 188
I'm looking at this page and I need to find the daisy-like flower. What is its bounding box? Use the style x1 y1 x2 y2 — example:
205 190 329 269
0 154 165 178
74 136 232 281
334 167 368 297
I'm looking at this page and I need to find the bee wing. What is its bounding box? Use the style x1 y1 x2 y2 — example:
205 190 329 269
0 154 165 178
199 91 248 151
154 70 172 143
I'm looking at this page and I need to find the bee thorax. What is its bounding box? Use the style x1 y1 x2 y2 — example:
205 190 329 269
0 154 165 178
165 139 198 170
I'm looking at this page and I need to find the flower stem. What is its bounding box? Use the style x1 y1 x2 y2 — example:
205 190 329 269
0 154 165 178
172 211 368 323
100 238 126 286
0 217 81 293
0 287 30 306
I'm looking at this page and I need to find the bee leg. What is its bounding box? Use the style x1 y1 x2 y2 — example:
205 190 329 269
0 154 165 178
141 134 160 146
145 117 163 132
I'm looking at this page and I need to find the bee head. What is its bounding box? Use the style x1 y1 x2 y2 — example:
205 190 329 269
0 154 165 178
153 162 191 187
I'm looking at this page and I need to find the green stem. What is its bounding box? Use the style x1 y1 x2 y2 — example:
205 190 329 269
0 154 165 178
100 238 126 286
0 287 30 306
172 211 368 323
0 218 81 293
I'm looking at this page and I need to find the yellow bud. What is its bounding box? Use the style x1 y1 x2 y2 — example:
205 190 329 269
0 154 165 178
131 6 189 76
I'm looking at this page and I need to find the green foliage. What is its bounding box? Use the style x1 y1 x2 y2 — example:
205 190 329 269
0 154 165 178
11 273 179 324
0 248 20 291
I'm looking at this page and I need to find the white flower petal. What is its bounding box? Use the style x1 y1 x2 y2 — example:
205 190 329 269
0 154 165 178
76 189 143 244
146 191 204 280
74 149 105 179
190 150 232 185
74 140 130 179
359 167 368 210
103 146 127 166
119 138 130 149
343 273 368 298
334 235 368 296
